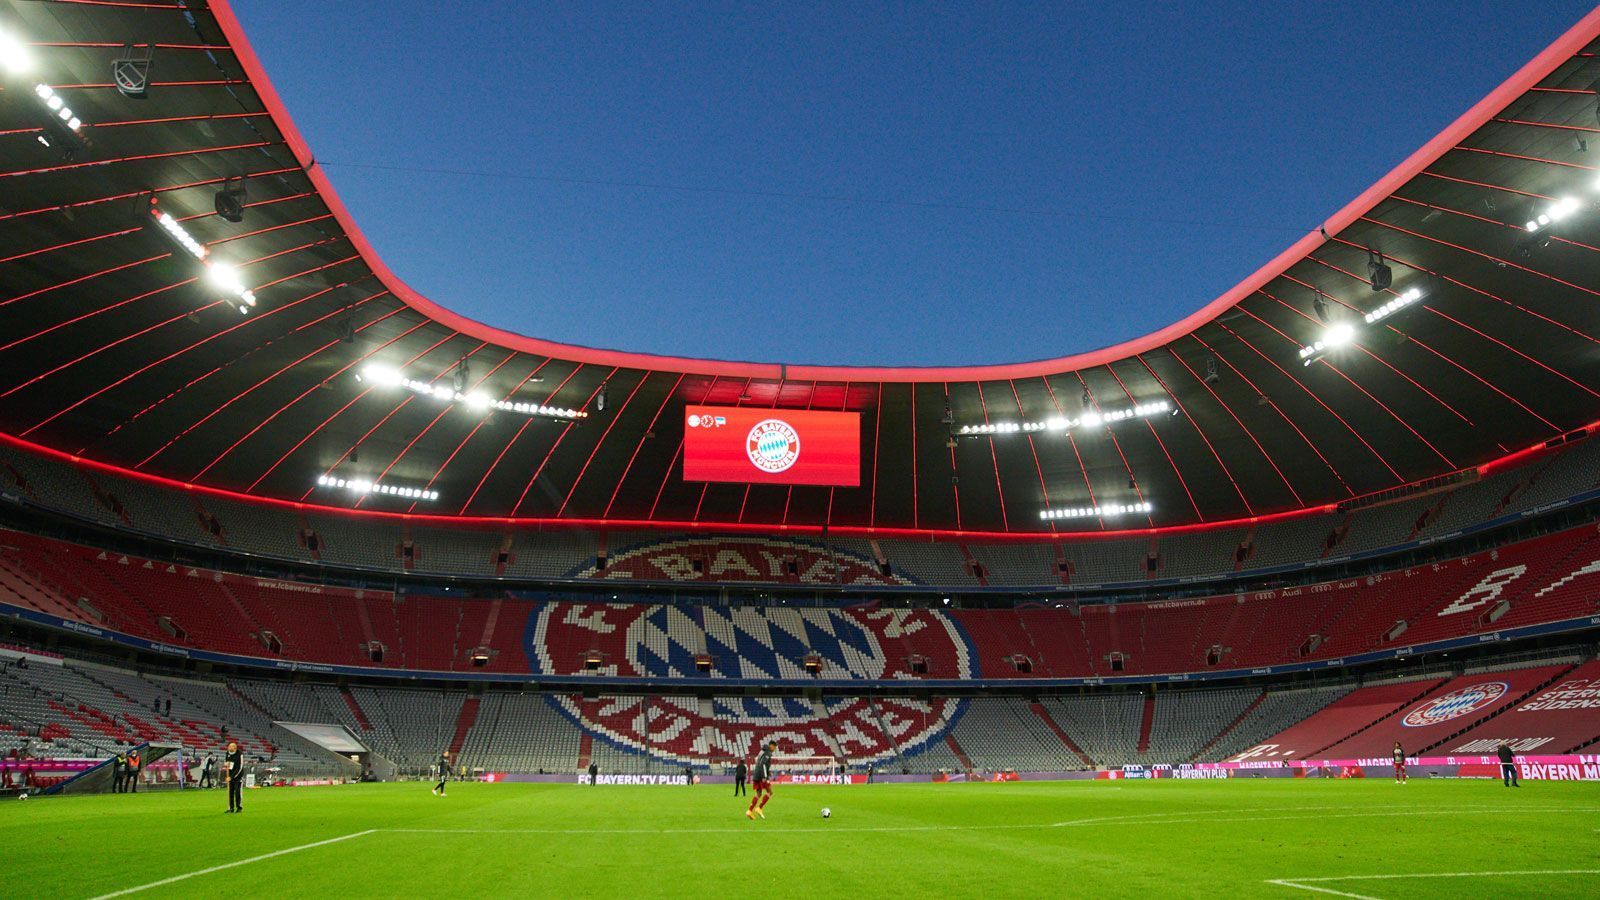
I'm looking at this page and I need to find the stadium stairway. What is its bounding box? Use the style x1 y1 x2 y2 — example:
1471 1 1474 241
1190 690 1267 762
1028 702 1093 767
945 734 974 769
867 699 907 770
576 733 594 771
448 696 480 756
1136 694 1155 753
340 687 373 731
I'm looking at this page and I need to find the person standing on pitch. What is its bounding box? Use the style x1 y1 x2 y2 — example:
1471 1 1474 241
745 741 776 820
111 748 127 793
432 750 451 796
587 760 598 785
1497 741 1520 787
200 753 214 789
1392 741 1407 784
126 747 141 793
734 758 747 796
224 740 244 813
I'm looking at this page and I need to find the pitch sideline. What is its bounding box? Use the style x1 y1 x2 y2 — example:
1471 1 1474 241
1265 869 1600 899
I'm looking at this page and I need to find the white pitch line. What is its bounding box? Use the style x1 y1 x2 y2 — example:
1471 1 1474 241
1284 869 1600 882
381 804 1587 838
1267 869 1600 899
1265 880 1381 899
88 830 377 899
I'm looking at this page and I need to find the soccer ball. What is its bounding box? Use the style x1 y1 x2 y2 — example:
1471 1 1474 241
17 792 27 801
820 807 831 819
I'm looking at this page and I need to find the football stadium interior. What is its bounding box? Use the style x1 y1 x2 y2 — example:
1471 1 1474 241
2 1 1599 897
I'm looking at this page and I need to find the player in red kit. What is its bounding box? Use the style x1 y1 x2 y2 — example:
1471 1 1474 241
745 741 776 820
1392 741 1407 784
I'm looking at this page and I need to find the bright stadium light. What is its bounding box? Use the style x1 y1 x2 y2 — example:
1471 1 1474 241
315 474 439 502
30 85 83 134
1039 501 1153 521
957 400 1169 437
358 363 588 421
145 198 258 312
0 27 90 158
0 25 33 75
1524 195 1581 233
1299 284 1429 366
1322 321 1356 348
1363 286 1423 326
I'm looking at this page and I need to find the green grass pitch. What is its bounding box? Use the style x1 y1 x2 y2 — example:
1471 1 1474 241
3 779 1595 898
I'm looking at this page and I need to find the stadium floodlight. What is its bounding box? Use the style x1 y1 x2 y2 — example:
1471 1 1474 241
146 198 257 312
956 400 1170 437
0 25 33 75
149 203 209 261
1524 195 1581 233
1321 322 1356 348
1363 286 1423 325
1039 501 1153 521
1299 284 1428 365
30 84 83 133
315 474 439 502
1297 321 1356 365
357 363 588 421
2 28 90 159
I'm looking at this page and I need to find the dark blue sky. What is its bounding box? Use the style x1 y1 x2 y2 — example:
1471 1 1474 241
237 1 1593 367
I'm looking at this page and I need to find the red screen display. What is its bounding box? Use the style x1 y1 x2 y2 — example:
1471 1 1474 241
682 406 860 486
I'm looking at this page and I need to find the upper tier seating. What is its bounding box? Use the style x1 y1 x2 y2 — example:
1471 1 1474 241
3 432 1597 588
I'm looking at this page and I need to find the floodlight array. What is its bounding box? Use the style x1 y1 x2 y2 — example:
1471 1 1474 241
146 199 257 313
1039 501 1153 521
315 474 438 502
1524 195 1581 233
358 365 587 420
1298 287 1428 366
957 401 1170 437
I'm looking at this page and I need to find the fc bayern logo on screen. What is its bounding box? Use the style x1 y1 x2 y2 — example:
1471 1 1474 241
1401 681 1508 727
747 419 800 473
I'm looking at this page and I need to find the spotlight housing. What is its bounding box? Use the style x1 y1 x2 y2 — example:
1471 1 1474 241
214 177 247 223
112 43 153 98
1367 251 1393 292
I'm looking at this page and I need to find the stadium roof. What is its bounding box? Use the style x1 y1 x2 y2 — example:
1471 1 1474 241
1 1 1599 539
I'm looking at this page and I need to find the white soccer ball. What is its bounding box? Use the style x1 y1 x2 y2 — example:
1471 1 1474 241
17 792 27 801
820 807 831 818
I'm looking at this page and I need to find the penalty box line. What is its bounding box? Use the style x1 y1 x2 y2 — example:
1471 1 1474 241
88 830 378 899
1266 869 1600 900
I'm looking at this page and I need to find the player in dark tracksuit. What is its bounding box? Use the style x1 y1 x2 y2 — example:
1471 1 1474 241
745 742 776 820
224 741 244 813
1498 741 1520 787
432 751 451 796
734 759 747 796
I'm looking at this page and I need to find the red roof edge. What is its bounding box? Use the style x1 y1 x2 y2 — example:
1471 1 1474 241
204 2 1600 382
